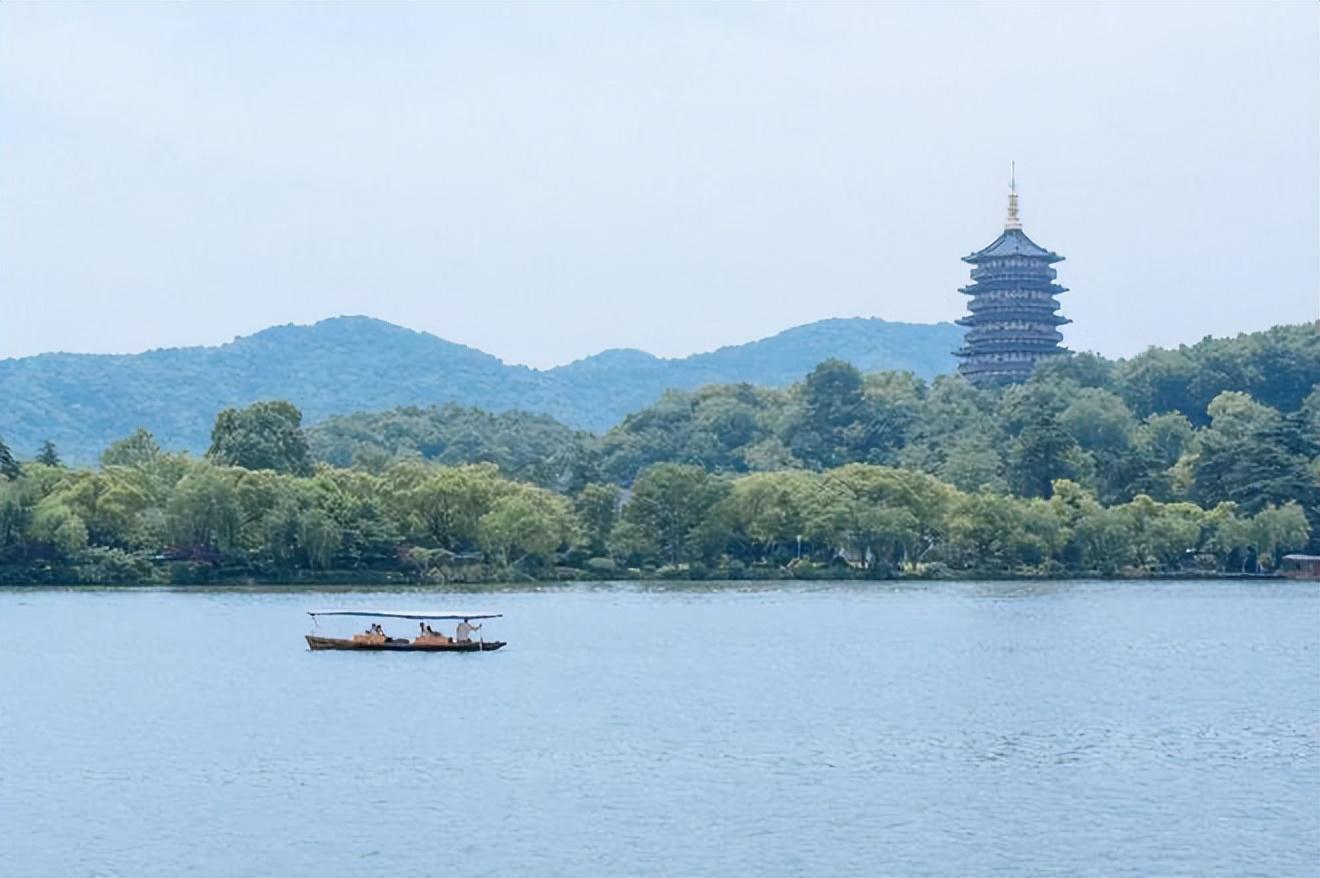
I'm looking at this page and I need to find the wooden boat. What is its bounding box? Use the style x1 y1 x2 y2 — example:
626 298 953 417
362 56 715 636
305 609 505 652
305 634 506 651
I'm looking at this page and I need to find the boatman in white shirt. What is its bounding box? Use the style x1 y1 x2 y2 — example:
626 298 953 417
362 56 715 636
455 618 481 643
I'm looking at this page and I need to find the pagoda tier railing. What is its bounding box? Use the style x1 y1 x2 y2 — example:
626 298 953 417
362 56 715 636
961 328 1064 345
960 318 1066 329
960 329 1066 342
960 311 1071 324
964 294 1064 306
956 341 1066 357
958 344 1065 358
956 350 1068 369
968 266 1057 282
960 307 1069 321
966 289 1066 299
960 280 1068 295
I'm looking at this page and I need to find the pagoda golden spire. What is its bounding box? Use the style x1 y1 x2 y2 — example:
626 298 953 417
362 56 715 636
1005 161 1022 230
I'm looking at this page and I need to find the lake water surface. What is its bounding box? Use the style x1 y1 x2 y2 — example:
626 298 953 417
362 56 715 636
2 580 1317 877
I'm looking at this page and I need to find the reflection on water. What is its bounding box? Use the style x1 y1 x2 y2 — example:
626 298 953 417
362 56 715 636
1 580 1316 877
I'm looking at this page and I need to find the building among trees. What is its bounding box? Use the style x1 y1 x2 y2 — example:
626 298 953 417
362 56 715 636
955 174 1070 384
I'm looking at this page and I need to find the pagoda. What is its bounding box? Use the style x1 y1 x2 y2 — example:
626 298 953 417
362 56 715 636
955 174 1070 385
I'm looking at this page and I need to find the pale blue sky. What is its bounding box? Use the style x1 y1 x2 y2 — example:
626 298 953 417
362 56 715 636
1 3 1316 368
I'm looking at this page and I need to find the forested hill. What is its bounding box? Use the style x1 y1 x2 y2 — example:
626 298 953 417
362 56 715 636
0 315 962 462
546 318 961 415
1 321 1314 586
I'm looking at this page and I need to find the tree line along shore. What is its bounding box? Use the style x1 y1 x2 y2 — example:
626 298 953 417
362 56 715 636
0 323 1315 585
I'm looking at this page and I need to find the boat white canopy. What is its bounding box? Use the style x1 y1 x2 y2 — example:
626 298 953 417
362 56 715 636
307 610 503 621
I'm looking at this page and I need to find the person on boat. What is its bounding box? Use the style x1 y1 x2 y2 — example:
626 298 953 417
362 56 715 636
455 618 482 643
415 622 447 642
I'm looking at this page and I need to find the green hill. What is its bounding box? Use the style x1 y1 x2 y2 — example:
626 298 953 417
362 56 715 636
0 316 962 462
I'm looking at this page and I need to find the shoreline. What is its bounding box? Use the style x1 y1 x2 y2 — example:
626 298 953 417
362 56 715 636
0 572 1299 591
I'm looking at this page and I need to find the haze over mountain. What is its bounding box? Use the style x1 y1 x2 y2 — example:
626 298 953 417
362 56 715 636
0 315 962 462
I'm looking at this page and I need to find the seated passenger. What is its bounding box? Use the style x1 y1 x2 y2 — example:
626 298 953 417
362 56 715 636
417 623 447 642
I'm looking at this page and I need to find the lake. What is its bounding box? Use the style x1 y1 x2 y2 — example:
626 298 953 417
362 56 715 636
1 580 1316 877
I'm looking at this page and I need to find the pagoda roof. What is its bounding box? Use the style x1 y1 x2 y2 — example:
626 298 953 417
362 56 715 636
963 228 1063 264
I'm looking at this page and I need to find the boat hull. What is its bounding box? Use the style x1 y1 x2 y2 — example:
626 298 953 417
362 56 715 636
306 635 506 652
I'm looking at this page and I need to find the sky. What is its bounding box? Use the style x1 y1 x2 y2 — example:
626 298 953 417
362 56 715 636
1 3 1316 368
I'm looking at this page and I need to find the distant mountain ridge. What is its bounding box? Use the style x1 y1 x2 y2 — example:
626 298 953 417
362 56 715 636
0 315 962 462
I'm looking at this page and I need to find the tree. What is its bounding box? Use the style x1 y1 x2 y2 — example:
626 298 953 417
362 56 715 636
101 429 163 469
404 464 502 550
1058 389 1137 503
1060 388 1135 452
1250 502 1311 568
933 438 1008 493
299 508 341 570
1049 479 1101 567
309 467 399 568
35 441 61 467
260 496 305 571
821 465 955 551
478 486 575 564
612 464 728 565
1034 351 1115 388
1120 495 1202 569
1073 507 1135 574
1116 347 1199 420
1301 385 1320 437
1122 413 1195 501
1117 323 1320 421
784 359 871 469
1192 392 1319 513
166 463 242 556
599 384 781 484
253 485 342 571
945 491 1048 571
573 483 620 556
46 468 160 549
999 379 1072 435
307 403 599 490
1203 502 1253 569
900 376 1005 490
858 372 925 465
719 470 819 561
0 478 35 562
1007 414 1080 498
1203 391 1279 439
30 499 89 556
207 401 313 476
0 437 21 481
833 503 920 570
